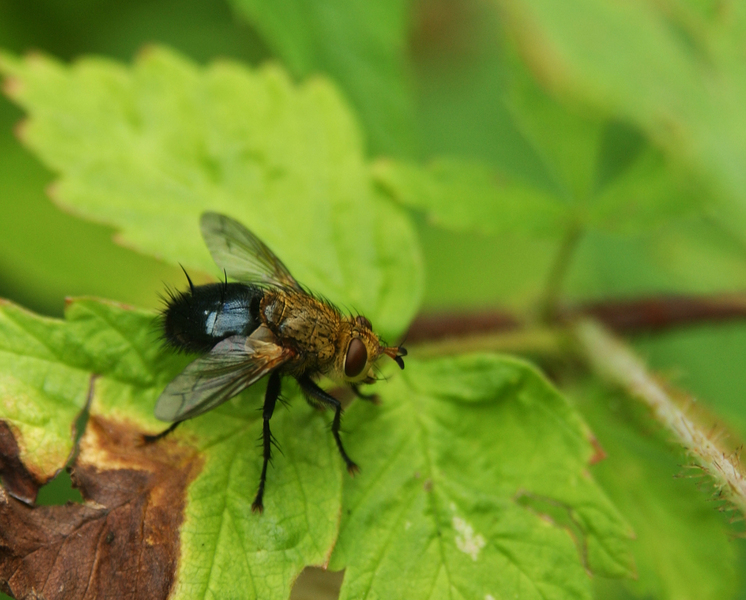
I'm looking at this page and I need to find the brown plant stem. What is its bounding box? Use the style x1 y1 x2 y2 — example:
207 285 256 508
406 292 746 344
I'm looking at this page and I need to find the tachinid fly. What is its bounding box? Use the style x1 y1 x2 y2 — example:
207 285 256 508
146 212 407 513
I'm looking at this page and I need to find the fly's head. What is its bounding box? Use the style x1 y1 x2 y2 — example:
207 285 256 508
334 315 407 383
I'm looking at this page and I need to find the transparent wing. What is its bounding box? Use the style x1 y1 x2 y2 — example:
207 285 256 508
154 335 292 422
200 212 301 290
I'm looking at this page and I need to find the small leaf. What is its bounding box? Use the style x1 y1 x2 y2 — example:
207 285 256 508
587 146 704 233
0 298 342 599
227 0 416 156
504 57 706 233
373 157 568 236
330 355 635 600
0 47 422 339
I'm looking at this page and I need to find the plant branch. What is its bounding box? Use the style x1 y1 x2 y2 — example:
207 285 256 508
407 291 746 345
569 293 746 333
573 319 746 518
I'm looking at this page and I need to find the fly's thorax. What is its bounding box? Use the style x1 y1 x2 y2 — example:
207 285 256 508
261 290 342 372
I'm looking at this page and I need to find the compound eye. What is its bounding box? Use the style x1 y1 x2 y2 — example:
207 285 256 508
344 338 368 378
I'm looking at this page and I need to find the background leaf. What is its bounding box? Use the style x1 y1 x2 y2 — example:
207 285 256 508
496 0 746 245
228 0 416 156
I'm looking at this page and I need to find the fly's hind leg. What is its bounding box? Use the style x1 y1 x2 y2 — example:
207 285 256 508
297 375 359 475
252 371 281 514
142 421 181 444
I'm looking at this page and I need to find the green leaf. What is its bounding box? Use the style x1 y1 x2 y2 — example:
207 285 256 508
330 354 635 600
0 298 341 599
373 157 568 235
227 0 416 156
0 47 421 339
575 382 738 600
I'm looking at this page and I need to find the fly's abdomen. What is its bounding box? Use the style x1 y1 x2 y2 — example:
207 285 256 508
162 282 263 353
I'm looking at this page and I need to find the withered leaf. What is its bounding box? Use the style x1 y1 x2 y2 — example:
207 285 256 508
1 416 201 600
0 421 42 505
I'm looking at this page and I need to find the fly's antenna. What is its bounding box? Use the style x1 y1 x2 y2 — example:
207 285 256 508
179 264 196 294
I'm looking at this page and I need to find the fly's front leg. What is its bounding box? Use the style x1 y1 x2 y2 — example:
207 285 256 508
351 384 379 405
297 375 359 475
252 371 281 513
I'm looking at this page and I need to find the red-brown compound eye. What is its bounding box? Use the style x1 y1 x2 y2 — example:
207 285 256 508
344 338 368 378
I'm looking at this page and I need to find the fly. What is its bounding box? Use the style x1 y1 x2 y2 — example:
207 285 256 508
145 212 407 513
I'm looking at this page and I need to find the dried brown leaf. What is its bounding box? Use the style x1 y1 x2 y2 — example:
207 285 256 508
0 416 202 600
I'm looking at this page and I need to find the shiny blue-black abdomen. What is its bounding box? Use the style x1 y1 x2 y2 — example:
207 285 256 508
162 282 264 354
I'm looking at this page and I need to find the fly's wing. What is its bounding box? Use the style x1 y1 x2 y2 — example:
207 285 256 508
200 212 302 291
155 335 292 422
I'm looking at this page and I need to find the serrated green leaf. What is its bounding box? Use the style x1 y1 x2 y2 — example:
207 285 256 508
227 0 416 156
575 382 738 600
330 355 635 600
0 47 422 339
0 298 342 599
373 157 568 236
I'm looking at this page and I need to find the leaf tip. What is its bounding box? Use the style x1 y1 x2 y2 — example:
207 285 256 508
0 421 42 504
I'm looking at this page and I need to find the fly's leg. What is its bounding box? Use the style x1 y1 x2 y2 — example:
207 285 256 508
142 421 181 444
252 371 281 514
351 384 379 405
297 375 359 475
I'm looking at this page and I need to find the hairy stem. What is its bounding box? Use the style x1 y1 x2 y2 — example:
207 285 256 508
574 319 746 517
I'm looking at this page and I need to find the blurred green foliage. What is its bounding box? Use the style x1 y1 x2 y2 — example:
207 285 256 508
2 0 746 599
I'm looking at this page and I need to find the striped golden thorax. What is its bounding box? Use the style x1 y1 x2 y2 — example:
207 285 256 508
260 288 387 383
